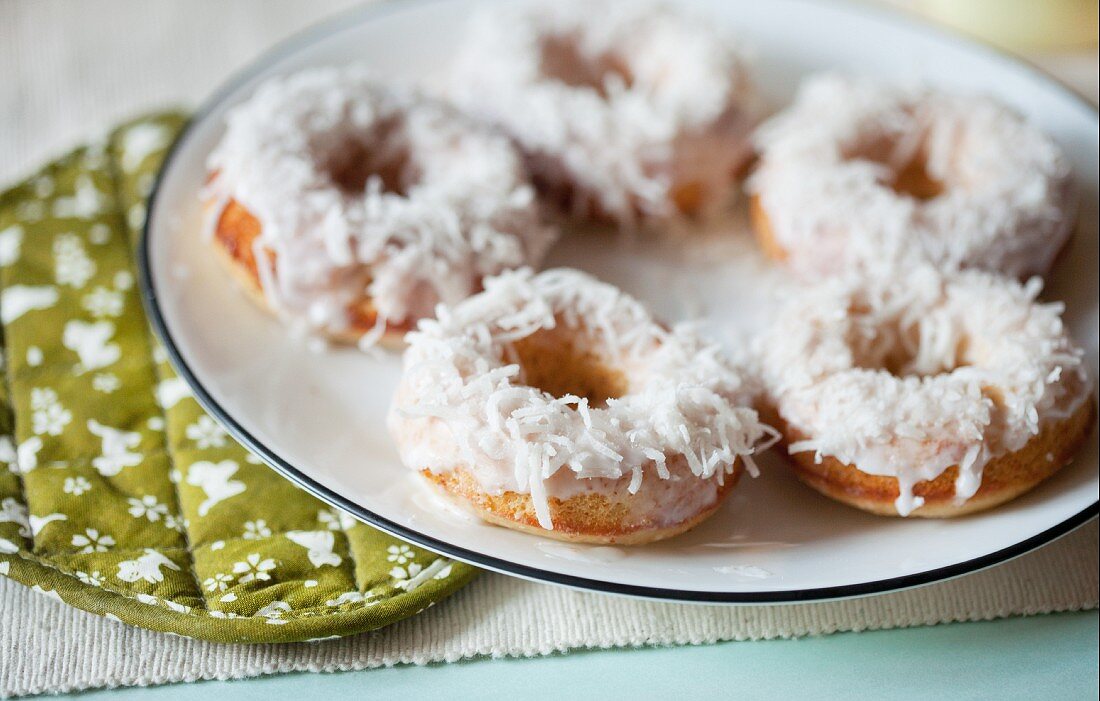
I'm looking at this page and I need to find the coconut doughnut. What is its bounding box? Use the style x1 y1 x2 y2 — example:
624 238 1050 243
448 2 762 227
387 268 774 544
749 74 1075 279
755 266 1094 517
204 67 555 346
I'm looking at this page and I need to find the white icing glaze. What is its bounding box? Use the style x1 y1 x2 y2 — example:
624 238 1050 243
387 268 773 529
448 1 761 226
206 66 555 336
750 74 1075 279
756 266 1091 515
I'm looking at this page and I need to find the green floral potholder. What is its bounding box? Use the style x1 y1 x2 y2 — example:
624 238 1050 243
0 113 476 643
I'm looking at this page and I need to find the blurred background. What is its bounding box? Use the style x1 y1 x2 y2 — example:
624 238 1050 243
2 0 1097 188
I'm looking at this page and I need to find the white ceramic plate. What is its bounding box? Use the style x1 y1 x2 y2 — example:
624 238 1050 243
141 0 1099 602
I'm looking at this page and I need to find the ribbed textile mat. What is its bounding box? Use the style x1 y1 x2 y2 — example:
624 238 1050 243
2 520 1097 696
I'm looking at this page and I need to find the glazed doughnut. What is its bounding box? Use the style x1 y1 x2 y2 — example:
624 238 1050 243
387 268 774 544
755 267 1094 517
205 67 555 346
448 2 761 226
750 74 1075 279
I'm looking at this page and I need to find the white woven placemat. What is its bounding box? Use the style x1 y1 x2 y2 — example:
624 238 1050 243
2 520 1097 697
2 1 1098 698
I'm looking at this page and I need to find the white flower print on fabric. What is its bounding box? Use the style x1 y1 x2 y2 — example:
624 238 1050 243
0 497 30 537
28 513 66 536
127 204 146 230
390 559 453 592
164 513 187 533
53 233 96 287
116 549 180 584
286 531 342 568
15 201 44 221
31 585 63 603
242 519 272 540
186 460 245 517
0 224 24 266
84 142 107 166
26 346 43 367
389 562 422 583
15 437 43 474
203 572 234 592
0 284 59 324
127 495 169 522
114 270 134 291
386 544 414 565
325 591 380 607
81 286 124 318
63 476 92 496
166 599 192 614
17 198 45 220
0 436 13 470
318 508 356 532
232 553 276 584
135 594 190 614
91 373 121 393
62 320 120 372
155 376 192 410
30 387 72 436
52 175 106 219
87 419 142 477
255 600 292 625
185 415 228 449
121 123 171 172
76 570 105 587
71 528 115 554
34 177 54 198
88 223 111 245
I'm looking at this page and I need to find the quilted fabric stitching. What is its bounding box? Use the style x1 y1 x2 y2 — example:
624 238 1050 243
0 113 476 641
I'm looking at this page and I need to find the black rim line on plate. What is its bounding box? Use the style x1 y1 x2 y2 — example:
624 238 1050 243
137 0 1100 604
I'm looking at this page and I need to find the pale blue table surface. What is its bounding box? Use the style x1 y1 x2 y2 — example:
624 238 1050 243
73 609 1098 700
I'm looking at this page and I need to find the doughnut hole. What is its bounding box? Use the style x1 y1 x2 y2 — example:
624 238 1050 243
313 120 417 196
539 34 633 97
843 135 944 201
848 306 971 378
508 325 628 408
893 154 943 200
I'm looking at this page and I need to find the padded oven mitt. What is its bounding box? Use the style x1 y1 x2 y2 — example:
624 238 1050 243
0 113 476 643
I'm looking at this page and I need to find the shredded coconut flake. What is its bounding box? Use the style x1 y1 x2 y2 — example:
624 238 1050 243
206 66 556 336
750 74 1075 279
448 1 762 225
388 268 770 529
756 265 1091 515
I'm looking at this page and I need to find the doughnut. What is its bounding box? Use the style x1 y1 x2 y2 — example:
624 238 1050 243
755 266 1094 517
448 2 762 227
387 268 774 544
204 67 555 347
749 74 1075 279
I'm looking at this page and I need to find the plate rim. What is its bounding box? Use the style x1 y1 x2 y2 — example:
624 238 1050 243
138 0 1100 604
